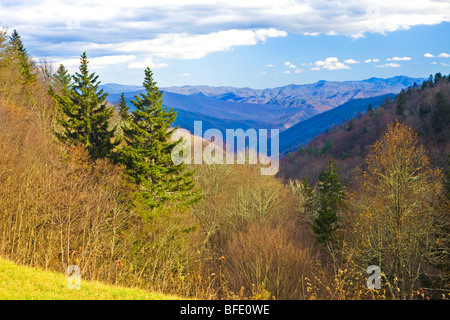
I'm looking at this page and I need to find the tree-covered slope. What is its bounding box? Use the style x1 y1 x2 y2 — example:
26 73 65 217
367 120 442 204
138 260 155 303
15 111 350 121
278 74 450 183
276 93 397 154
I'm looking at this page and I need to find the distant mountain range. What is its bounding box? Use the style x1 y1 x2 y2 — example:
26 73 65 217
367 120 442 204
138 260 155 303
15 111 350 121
106 90 297 133
161 76 422 112
100 76 424 153
274 93 397 154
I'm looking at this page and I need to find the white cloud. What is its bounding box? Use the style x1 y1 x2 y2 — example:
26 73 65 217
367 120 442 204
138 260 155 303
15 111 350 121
128 57 169 69
304 32 319 36
1 0 449 62
119 29 287 59
284 61 297 70
424 52 450 58
441 62 450 67
373 58 380 62
314 57 350 70
109 28 287 60
266 64 275 67
387 57 411 61
364 59 372 63
387 56 411 61
58 55 136 70
311 67 320 71
375 63 401 68
179 73 191 77
294 68 303 74
344 59 360 64
283 70 291 74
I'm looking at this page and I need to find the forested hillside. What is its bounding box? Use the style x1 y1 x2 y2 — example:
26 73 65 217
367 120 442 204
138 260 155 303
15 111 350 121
0 28 319 300
0 28 449 300
278 74 450 183
276 93 397 153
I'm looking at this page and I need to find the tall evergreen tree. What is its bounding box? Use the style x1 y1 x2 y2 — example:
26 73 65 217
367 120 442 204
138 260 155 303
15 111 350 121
312 158 345 246
431 90 450 134
53 64 72 91
396 90 407 115
434 72 443 84
8 29 35 83
117 92 130 121
347 117 355 131
114 67 202 210
299 175 318 221
49 52 118 160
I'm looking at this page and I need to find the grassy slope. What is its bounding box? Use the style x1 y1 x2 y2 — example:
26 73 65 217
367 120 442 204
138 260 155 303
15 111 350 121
0 258 179 300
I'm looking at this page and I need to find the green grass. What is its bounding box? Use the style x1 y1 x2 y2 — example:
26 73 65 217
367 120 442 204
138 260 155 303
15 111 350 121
0 258 179 300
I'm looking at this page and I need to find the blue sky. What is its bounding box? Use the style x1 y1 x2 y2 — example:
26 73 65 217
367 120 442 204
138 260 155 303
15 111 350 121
1 0 450 88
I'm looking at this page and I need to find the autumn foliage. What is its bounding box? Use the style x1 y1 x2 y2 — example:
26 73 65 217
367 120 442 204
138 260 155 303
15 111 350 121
0 28 448 300
341 121 444 298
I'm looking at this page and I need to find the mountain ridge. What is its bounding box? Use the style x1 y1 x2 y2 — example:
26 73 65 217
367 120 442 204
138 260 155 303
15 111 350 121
275 93 397 154
102 75 424 107
101 76 425 150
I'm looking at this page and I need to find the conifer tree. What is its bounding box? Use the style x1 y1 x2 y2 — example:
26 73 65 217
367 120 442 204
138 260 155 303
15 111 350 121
8 29 35 83
434 72 443 84
300 175 318 220
396 90 407 115
49 52 118 160
347 117 355 131
114 67 202 210
432 90 450 134
312 158 344 246
117 92 130 121
53 64 72 91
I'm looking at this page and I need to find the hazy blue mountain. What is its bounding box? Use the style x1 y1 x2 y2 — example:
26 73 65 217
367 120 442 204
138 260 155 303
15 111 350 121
160 76 424 112
105 89 303 130
100 83 142 94
274 93 397 154
101 76 423 134
101 76 423 154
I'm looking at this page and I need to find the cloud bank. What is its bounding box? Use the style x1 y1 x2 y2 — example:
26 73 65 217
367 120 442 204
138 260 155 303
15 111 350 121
1 0 449 68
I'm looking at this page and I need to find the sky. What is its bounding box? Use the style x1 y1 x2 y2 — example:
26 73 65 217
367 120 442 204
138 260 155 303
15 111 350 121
1 0 450 88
